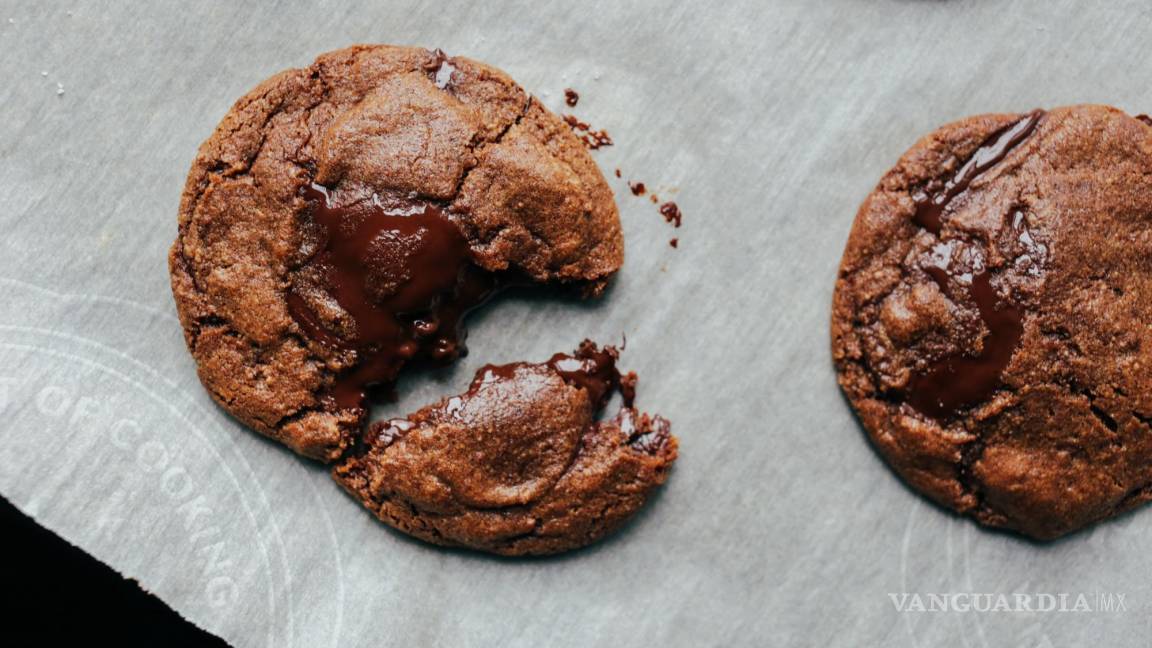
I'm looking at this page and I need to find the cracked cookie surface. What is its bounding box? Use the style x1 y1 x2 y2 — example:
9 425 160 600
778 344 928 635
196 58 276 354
333 341 677 555
833 104 1152 539
169 45 623 462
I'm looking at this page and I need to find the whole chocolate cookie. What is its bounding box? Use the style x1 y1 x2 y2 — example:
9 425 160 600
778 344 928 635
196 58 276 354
833 105 1152 540
334 341 677 555
169 45 622 461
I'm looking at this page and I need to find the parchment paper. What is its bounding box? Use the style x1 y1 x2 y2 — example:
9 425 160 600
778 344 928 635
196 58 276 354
3 1 1151 646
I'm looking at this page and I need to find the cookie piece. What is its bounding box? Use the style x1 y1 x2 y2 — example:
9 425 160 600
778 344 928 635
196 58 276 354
833 105 1152 540
333 342 677 555
169 46 623 461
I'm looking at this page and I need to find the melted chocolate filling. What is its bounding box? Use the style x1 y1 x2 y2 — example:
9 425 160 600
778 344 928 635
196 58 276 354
904 112 1047 420
288 183 498 409
912 110 1044 235
905 208 1050 419
467 342 628 409
907 267 1024 419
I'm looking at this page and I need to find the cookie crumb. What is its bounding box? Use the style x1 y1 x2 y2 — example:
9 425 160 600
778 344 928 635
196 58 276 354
564 88 579 107
563 114 612 150
618 174 685 239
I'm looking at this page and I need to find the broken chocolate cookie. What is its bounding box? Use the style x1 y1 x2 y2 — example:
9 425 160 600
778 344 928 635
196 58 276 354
169 45 675 556
169 45 623 461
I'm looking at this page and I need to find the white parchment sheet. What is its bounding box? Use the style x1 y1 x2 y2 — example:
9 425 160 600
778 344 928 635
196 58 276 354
3 1 1151 645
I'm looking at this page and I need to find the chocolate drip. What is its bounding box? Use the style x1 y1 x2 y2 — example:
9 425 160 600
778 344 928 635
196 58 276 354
288 183 498 409
912 110 1044 235
468 342 628 409
901 113 1047 418
905 210 1043 419
544 343 626 408
907 271 1024 419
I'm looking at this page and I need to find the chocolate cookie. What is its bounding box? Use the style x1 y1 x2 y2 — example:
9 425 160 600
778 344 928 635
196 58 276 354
833 105 1152 539
169 45 622 461
333 341 677 555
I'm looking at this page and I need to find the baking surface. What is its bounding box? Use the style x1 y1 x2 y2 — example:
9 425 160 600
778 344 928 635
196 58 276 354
2 1 1150 645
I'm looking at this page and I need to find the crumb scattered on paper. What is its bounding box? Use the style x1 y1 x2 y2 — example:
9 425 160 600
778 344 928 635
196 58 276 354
618 172 685 239
563 114 612 149
659 202 682 228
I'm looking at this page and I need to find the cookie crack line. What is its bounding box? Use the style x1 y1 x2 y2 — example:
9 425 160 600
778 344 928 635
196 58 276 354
955 441 983 508
446 82 532 207
170 44 672 555
175 83 315 302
